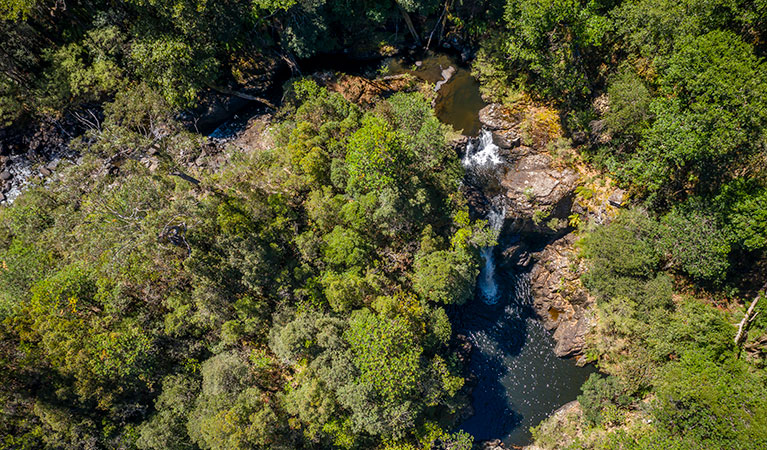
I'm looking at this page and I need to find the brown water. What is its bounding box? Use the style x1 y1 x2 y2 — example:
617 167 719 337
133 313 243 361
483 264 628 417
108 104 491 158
385 53 486 136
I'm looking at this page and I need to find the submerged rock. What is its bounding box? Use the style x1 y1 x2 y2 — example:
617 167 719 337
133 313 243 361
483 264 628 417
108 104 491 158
434 65 456 92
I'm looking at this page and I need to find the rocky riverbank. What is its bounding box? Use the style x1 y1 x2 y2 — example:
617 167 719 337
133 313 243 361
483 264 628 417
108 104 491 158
477 101 624 362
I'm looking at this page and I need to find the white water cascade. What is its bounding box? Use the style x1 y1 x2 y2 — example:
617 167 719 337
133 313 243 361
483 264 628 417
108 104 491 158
478 206 505 304
462 129 503 167
463 129 506 304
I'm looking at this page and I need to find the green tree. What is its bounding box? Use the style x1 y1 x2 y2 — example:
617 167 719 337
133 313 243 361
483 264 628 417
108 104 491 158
626 30 767 201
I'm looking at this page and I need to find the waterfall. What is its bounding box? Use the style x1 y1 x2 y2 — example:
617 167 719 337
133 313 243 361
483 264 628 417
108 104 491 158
463 129 505 305
478 206 505 304
463 129 502 167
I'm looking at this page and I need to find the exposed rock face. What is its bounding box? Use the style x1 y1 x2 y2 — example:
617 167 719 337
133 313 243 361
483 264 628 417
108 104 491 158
0 116 81 203
478 103 596 359
529 234 594 359
501 152 578 235
492 128 522 149
480 439 507 450
608 188 626 207
479 103 579 236
479 103 518 130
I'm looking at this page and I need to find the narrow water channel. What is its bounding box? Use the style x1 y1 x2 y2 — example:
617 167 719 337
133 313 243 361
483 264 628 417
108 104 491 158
430 57 595 446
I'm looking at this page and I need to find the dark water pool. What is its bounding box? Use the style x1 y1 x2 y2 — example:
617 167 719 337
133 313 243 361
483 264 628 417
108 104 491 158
385 53 485 135
453 270 596 445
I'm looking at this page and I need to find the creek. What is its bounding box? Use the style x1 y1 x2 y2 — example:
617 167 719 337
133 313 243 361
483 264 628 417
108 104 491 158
457 128 595 446
208 51 596 446
415 55 595 446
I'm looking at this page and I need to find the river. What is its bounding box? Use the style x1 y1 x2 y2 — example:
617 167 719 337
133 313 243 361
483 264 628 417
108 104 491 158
413 55 596 446
209 51 596 447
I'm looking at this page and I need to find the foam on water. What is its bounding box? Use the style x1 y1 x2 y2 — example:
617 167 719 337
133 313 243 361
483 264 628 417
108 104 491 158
456 132 596 445
462 129 502 167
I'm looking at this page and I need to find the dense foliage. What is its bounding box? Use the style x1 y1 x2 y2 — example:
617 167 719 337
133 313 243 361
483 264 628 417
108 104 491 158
476 0 767 287
0 82 483 449
471 0 767 448
0 0 500 125
3 0 767 448
551 209 767 449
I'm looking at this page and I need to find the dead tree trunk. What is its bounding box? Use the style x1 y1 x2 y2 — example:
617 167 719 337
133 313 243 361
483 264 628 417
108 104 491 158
210 86 277 110
735 283 766 356
396 2 421 45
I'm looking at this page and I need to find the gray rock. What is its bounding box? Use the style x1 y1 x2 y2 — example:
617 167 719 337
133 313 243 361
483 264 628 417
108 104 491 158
40 167 51 177
608 188 626 207
500 152 578 231
492 129 522 149
553 315 591 358
0 191 5 202
479 103 517 130
527 235 595 359
0 170 12 181
481 439 505 450
45 159 60 170
501 241 533 269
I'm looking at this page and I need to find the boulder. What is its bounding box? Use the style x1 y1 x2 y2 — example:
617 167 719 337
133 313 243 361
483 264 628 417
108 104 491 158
0 170 12 181
553 315 591 358
40 167 51 177
500 151 578 234
479 103 517 130
608 188 626 207
481 439 506 450
500 240 533 269
492 128 522 149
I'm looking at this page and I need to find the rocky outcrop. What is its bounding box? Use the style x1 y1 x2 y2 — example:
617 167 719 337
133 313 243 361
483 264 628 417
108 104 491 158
0 116 81 203
479 103 579 236
479 103 518 130
529 232 594 360
478 103 596 359
501 152 578 235
480 439 507 450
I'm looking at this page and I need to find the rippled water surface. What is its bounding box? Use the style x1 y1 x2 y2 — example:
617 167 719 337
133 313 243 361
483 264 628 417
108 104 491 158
457 115 596 446
453 270 596 445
